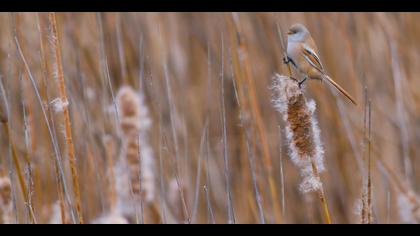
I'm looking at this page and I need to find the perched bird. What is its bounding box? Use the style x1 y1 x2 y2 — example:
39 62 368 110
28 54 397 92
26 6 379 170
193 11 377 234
285 23 357 105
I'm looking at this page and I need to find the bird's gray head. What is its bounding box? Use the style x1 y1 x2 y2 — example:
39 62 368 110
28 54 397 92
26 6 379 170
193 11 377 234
287 23 310 42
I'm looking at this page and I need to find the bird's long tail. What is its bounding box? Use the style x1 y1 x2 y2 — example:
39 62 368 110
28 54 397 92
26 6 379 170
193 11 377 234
322 75 357 106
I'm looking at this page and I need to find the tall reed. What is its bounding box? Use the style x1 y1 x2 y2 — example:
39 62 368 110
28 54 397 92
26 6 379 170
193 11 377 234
48 12 83 224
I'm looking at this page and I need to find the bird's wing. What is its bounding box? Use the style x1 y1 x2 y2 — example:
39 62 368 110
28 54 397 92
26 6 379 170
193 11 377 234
301 43 324 73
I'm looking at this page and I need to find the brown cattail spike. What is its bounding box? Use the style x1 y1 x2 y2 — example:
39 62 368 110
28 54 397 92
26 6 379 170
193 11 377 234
0 177 12 224
114 86 155 221
272 74 331 224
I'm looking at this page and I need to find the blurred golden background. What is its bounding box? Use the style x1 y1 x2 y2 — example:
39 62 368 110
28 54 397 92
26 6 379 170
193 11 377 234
0 12 419 224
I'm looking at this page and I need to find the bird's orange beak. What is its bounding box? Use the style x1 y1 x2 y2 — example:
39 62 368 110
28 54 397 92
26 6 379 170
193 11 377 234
287 30 293 35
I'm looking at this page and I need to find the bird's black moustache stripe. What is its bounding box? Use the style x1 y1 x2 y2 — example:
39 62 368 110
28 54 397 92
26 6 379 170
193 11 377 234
283 56 298 69
289 57 297 68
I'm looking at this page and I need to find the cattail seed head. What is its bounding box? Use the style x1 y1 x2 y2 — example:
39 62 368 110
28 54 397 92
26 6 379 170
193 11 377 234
0 177 11 207
0 176 12 224
92 209 128 224
115 86 155 217
272 74 325 193
117 86 152 137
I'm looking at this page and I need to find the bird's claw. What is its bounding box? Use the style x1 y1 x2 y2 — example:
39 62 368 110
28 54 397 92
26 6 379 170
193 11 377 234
283 56 290 64
298 77 308 88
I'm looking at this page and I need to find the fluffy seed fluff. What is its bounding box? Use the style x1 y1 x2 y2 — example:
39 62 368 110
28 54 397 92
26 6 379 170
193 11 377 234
92 209 128 224
48 201 72 224
272 74 325 193
114 86 155 217
50 97 69 113
0 177 13 224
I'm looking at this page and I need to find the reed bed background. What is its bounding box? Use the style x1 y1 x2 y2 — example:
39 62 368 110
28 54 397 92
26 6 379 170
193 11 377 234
0 12 420 224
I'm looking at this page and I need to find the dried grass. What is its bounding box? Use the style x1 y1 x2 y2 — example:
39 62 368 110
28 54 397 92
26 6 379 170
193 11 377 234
0 12 419 224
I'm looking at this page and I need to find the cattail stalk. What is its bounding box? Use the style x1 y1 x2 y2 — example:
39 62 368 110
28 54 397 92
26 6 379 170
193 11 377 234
272 74 331 224
48 12 83 224
360 88 374 224
366 100 373 224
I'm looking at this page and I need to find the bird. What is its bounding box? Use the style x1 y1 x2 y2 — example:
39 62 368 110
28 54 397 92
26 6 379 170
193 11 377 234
285 23 357 105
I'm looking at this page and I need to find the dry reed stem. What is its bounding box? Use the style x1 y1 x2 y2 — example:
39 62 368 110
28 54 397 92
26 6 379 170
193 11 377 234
36 13 68 225
103 136 117 210
272 74 331 224
15 27 75 224
0 96 6 124
5 15 36 223
226 13 281 223
20 66 37 224
379 160 420 223
244 130 266 224
361 88 373 224
276 23 293 78
48 12 83 224
54 160 67 224
361 89 367 224
21 78 37 158
367 100 373 224
191 123 208 223
2 119 32 223
162 61 191 223
220 35 235 224
388 38 412 184
203 132 215 224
